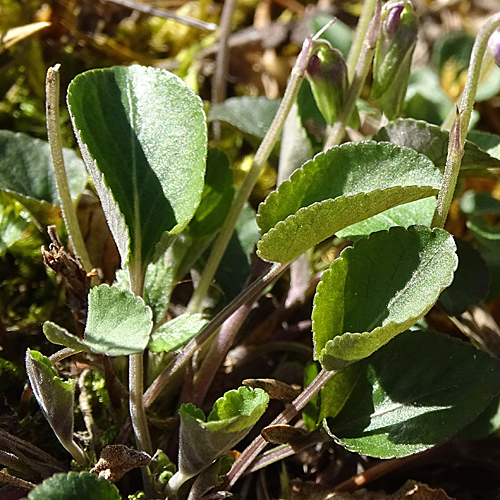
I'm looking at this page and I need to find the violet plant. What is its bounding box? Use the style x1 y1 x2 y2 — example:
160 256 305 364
0 1 500 499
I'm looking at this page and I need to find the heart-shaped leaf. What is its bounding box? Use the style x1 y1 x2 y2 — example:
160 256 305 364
374 118 500 174
312 226 458 370
67 65 207 267
84 284 153 356
322 330 500 458
208 97 281 138
0 130 87 225
26 471 120 500
257 141 442 263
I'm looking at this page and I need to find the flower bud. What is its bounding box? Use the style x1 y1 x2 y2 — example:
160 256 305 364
306 43 348 125
488 29 500 67
372 0 418 118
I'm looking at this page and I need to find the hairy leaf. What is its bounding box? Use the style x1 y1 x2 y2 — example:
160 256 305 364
323 330 500 458
312 226 457 369
67 65 207 267
257 141 442 262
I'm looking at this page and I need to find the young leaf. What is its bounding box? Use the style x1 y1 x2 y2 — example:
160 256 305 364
84 284 153 356
0 130 86 225
43 321 91 353
322 330 500 458
148 313 209 353
374 118 500 174
257 141 442 263
312 226 458 370
25 350 83 464
25 471 120 500
208 97 281 138
67 65 207 267
174 387 269 485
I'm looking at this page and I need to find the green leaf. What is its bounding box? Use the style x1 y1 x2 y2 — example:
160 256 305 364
26 471 120 500
25 350 77 458
187 148 234 239
467 130 500 160
0 196 31 254
458 392 500 440
374 118 500 174
322 330 500 458
177 387 269 480
438 238 489 316
336 197 436 240
0 130 86 225
67 65 207 267
257 141 442 263
148 313 209 353
208 97 281 138
460 190 500 216
312 226 458 370
309 13 352 58
43 321 91 353
84 284 153 356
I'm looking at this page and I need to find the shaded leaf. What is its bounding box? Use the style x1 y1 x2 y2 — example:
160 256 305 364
67 65 207 267
438 238 489 316
460 190 500 216
374 118 500 174
187 148 234 239
26 471 120 500
0 130 86 225
323 330 500 458
148 313 209 353
257 141 442 263
313 226 457 369
208 97 281 138
467 130 500 160
84 284 153 356
25 350 78 458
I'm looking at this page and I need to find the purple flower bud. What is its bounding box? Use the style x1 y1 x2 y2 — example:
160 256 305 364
305 45 348 125
488 29 500 67
385 2 405 36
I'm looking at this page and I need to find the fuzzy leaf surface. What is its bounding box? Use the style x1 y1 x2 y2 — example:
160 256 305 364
322 330 500 458
374 118 500 174
25 350 76 455
148 313 209 353
257 141 441 262
312 226 457 370
67 65 207 266
26 471 120 500
84 284 153 356
177 387 269 479
208 97 281 138
43 321 91 353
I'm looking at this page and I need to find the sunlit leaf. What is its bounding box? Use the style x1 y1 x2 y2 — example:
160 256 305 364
67 65 207 267
312 226 457 369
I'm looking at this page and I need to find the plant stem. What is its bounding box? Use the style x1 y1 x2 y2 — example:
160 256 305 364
432 13 500 229
45 64 92 274
323 0 381 151
144 262 289 408
211 0 237 140
128 263 152 456
187 35 317 314
225 368 335 488
345 0 377 82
